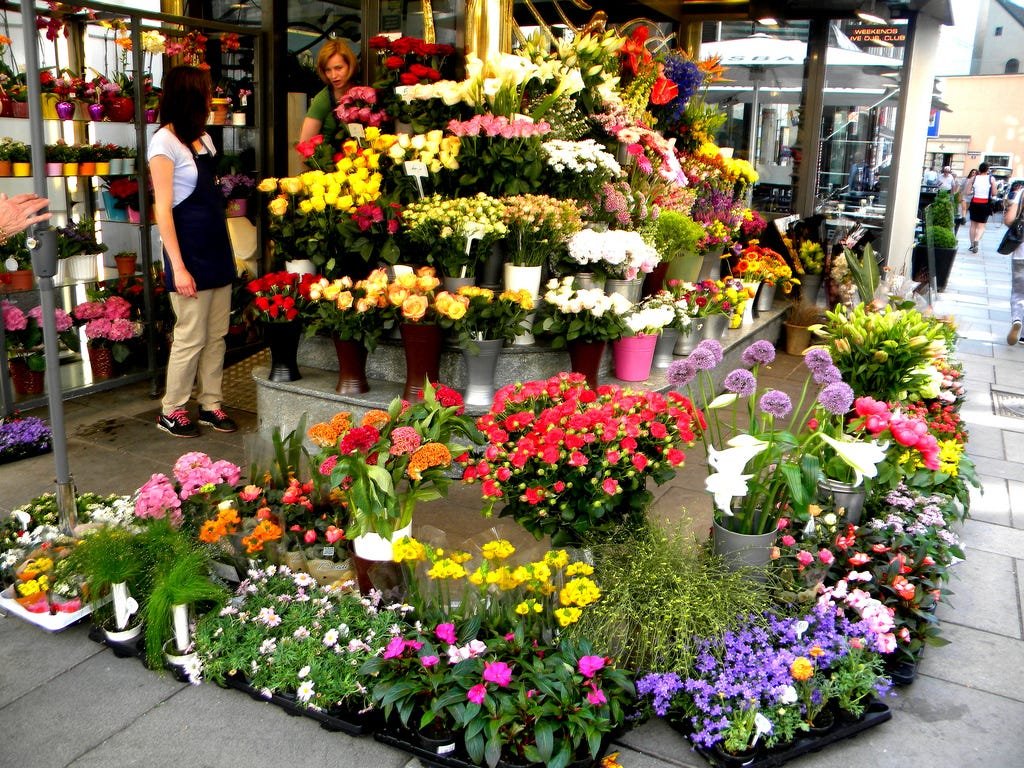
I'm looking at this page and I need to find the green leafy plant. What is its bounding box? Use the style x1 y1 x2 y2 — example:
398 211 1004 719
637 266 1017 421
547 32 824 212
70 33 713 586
842 243 880 306
565 523 769 673
64 526 145 624
644 210 707 262
143 542 228 669
826 644 888 719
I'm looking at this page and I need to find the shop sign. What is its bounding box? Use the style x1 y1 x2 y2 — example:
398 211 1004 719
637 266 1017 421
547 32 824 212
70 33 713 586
848 26 907 45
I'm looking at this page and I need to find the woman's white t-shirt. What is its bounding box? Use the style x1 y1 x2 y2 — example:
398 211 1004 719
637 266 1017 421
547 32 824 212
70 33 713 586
146 128 217 207
971 174 993 202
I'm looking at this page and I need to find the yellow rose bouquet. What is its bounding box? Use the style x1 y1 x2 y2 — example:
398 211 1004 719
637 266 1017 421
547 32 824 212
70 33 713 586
384 129 461 200
259 129 399 277
303 268 394 351
433 285 533 350
384 265 443 324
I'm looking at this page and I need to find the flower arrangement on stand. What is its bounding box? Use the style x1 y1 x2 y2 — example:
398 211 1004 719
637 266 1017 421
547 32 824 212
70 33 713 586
564 228 659 286
446 115 552 197
500 194 583 269
730 242 798 297
246 271 315 382
367 36 459 131
400 193 508 282
538 277 632 388
3 300 77 394
461 372 697 546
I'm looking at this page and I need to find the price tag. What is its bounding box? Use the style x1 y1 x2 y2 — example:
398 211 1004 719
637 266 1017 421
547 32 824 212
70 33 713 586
346 122 366 139
404 160 429 178
464 222 486 257
322 546 335 558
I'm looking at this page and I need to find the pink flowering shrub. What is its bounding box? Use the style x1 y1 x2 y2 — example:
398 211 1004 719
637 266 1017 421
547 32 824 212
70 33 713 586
72 295 141 360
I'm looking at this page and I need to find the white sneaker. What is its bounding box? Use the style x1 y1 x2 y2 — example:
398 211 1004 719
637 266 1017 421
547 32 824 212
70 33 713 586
1009 320 1022 346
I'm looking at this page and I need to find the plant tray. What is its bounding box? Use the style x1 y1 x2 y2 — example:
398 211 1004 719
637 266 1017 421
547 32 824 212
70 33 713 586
222 672 378 736
0 586 91 632
0 444 53 466
689 701 892 768
375 728 605 768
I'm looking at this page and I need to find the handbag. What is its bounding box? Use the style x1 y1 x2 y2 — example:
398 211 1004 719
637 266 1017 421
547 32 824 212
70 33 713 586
997 210 1024 255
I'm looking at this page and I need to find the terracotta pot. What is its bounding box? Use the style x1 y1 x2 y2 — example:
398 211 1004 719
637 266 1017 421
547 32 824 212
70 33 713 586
79 161 96 176
400 323 442 400
7 269 34 291
332 337 370 394
115 255 137 277
0 159 11 176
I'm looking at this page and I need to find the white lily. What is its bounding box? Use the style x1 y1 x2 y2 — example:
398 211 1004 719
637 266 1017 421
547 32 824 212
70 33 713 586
819 434 886 486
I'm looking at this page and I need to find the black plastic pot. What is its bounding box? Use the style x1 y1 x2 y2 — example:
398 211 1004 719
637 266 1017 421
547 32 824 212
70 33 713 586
911 244 958 292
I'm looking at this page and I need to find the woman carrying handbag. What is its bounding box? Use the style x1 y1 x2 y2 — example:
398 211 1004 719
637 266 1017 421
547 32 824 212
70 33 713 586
967 162 999 253
1002 180 1024 345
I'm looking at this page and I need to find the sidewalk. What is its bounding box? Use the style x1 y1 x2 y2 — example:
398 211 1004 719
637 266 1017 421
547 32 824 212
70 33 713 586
2 224 1023 767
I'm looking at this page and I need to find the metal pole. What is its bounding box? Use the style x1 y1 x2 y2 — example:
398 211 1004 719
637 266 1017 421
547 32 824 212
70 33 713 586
21 0 77 533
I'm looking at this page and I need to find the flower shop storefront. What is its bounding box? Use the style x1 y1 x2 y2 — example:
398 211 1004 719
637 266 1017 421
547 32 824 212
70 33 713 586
2 4 981 768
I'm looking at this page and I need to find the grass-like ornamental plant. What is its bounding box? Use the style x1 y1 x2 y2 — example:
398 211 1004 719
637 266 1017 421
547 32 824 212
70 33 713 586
565 523 770 674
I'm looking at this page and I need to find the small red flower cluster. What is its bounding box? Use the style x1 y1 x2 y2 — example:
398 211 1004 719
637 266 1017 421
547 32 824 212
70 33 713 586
245 271 315 322
368 36 455 86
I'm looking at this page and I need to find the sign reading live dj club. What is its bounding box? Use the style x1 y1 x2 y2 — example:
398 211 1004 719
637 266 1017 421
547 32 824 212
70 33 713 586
848 25 907 45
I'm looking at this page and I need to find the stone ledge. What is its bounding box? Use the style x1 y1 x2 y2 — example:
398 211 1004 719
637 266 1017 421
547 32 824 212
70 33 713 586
255 305 788 441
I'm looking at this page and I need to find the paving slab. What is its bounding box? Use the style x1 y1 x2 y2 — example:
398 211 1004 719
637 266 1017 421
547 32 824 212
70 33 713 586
937 548 1021 639
962 518 1024 559
66 680 407 768
0 620 104 709
965 476 1011 526
919 622 1024 703
0 644 182 768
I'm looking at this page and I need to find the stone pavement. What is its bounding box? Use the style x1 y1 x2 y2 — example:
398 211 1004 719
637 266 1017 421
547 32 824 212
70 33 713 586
2 222 1023 767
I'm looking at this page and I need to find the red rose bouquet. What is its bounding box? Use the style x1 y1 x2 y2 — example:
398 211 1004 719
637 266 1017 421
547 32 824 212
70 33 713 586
461 373 699 546
245 271 315 323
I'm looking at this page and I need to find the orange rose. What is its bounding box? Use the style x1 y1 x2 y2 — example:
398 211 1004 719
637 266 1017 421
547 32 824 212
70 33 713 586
336 291 354 310
402 294 429 321
388 286 410 307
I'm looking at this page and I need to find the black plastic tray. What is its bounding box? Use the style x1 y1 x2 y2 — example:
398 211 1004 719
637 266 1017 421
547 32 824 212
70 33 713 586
689 700 892 768
222 672 378 736
375 728 608 768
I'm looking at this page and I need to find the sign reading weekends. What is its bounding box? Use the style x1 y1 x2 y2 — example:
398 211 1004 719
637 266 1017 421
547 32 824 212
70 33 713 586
848 26 907 45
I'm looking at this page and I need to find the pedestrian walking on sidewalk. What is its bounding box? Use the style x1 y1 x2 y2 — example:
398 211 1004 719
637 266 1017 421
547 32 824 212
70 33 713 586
1004 180 1024 345
967 162 999 253
959 168 977 223
149 65 238 437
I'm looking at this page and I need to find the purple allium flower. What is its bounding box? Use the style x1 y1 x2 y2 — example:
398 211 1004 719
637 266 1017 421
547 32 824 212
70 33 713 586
689 339 723 371
817 382 854 415
758 389 793 418
667 358 697 388
723 369 757 396
741 339 776 368
803 347 834 374
813 365 843 385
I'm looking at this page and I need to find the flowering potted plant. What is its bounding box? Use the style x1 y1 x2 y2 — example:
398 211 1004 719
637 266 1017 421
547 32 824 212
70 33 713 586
539 277 631 347
462 373 696 546
134 451 243 533
192 563 402 713
539 138 622 202
72 295 142 364
306 382 481 558
3 300 77 396
56 217 108 282
0 415 52 465
612 300 676 381
730 242 798 309
246 270 316 382
384 266 447 397
667 341 887 558
367 35 458 130
219 172 256 217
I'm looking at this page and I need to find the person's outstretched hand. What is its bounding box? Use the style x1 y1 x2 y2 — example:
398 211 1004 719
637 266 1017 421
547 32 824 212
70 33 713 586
0 193 52 238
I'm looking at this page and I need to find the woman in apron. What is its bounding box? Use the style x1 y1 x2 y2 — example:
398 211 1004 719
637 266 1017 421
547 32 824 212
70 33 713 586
149 65 238 437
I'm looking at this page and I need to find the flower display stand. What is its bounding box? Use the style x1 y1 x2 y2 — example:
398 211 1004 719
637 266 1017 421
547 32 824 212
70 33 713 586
253 304 789 443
